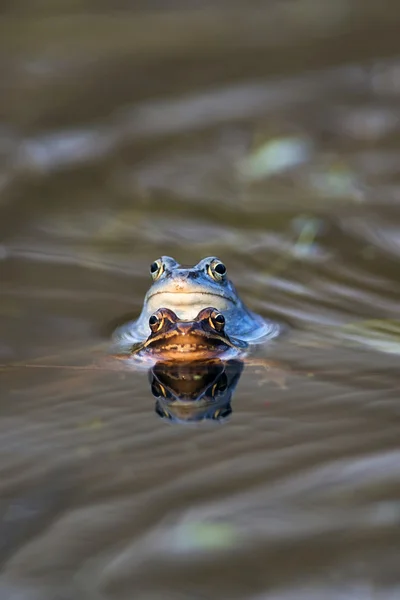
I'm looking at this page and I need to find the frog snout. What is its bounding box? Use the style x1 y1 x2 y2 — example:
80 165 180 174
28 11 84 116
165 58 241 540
175 323 194 335
173 272 199 290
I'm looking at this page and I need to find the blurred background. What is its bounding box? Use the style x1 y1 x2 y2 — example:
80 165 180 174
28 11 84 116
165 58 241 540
1 1 400 599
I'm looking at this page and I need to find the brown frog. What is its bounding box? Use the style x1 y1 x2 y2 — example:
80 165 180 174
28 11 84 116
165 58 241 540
131 306 248 364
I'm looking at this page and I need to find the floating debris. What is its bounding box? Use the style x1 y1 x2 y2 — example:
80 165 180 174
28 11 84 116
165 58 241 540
174 521 238 551
291 215 325 258
239 136 313 180
309 162 363 200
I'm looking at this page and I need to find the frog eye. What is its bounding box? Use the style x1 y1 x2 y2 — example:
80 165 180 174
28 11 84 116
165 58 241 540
209 311 225 332
149 258 163 281
208 260 227 281
149 313 163 333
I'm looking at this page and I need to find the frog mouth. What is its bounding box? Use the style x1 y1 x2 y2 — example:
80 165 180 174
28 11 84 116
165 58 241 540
146 291 234 310
148 290 230 300
144 331 231 353
149 342 225 354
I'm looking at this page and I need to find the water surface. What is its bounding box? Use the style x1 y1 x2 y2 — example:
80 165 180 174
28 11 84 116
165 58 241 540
1 2 400 598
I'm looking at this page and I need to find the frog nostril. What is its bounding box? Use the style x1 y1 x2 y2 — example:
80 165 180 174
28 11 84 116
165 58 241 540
176 323 192 334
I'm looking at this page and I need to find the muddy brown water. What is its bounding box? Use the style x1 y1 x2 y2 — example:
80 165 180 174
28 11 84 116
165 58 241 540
1 2 400 599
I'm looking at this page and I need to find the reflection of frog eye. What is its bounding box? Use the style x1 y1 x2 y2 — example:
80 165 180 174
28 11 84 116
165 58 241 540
212 405 232 420
151 381 168 398
150 259 163 281
151 381 163 397
211 373 228 396
209 311 225 332
155 402 172 419
149 313 163 333
208 260 227 281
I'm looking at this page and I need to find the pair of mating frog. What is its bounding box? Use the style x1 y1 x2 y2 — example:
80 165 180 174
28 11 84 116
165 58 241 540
118 256 279 363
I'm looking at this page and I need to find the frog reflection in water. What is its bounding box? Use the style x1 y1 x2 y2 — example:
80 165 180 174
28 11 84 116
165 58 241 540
131 306 248 364
150 359 244 423
114 256 280 346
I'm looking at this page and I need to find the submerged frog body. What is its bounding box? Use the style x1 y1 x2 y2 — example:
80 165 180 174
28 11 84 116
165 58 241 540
132 306 248 363
114 256 279 345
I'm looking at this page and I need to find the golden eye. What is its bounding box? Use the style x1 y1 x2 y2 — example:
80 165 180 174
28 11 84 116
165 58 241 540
208 312 225 332
160 385 168 399
208 260 227 281
149 259 163 281
149 314 163 332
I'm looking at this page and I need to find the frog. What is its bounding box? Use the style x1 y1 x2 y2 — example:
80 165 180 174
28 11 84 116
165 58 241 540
113 256 280 346
129 306 248 364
